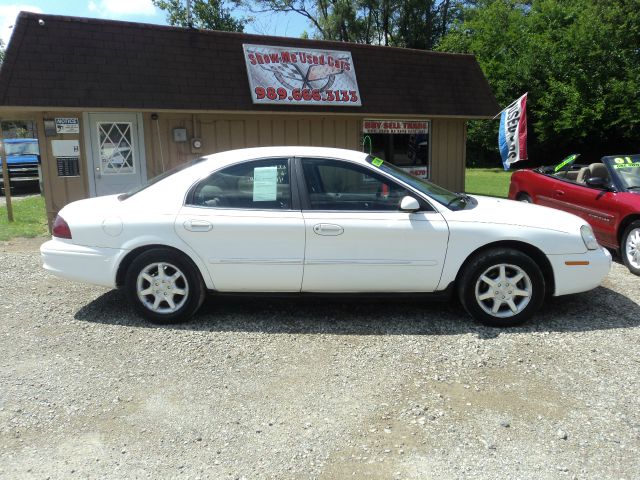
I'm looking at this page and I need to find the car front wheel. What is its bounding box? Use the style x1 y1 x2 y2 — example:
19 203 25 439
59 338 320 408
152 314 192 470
621 220 640 276
458 248 545 327
125 248 206 324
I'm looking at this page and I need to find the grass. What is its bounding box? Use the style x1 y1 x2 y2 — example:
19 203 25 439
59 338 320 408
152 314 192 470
0 195 48 241
465 168 513 198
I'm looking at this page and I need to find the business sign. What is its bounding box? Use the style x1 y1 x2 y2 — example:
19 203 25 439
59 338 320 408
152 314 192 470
400 166 428 179
243 44 361 106
363 119 429 135
55 117 80 134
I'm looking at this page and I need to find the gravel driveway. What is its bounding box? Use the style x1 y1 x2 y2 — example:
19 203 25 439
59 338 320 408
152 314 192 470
1 238 639 479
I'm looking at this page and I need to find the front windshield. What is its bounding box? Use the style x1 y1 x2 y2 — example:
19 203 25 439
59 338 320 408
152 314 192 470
366 155 467 210
4 140 39 156
119 156 207 200
603 155 640 190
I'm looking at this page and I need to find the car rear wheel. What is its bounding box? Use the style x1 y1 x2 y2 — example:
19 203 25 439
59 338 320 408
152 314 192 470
516 193 532 203
458 248 545 327
621 220 640 276
125 248 205 324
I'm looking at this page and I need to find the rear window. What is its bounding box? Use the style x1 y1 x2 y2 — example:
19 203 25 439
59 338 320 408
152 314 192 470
118 157 207 200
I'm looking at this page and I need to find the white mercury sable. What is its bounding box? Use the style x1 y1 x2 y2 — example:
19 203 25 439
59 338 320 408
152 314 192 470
41 147 611 327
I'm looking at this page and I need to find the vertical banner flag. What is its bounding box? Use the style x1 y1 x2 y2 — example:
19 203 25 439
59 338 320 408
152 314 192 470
498 93 528 170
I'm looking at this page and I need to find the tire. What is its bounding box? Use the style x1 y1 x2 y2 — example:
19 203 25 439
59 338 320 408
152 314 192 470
516 193 532 203
124 248 206 324
621 220 640 276
458 248 545 327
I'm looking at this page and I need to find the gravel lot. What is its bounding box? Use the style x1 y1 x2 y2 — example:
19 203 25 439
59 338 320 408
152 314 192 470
1 238 639 479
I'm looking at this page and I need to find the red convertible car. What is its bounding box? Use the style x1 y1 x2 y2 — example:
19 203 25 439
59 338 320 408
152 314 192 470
509 154 640 275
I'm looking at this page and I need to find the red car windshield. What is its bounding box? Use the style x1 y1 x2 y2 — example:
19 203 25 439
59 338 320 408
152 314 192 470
603 155 640 190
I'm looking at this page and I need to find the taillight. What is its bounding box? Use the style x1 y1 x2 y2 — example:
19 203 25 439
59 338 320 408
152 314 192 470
52 215 72 239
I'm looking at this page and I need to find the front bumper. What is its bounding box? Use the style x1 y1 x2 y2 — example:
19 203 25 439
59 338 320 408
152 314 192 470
548 247 612 296
40 239 124 288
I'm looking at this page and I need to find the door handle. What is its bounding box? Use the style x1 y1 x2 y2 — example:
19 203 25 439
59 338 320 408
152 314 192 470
554 189 565 196
184 219 213 232
313 223 344 236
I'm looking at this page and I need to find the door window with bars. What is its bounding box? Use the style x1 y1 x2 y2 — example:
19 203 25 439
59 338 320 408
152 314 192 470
98 122 135 174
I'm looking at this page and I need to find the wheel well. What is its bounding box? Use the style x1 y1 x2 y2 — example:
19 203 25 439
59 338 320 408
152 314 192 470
617 215 640 247
115 244 200 287
455 240 555 296
515 191 531 200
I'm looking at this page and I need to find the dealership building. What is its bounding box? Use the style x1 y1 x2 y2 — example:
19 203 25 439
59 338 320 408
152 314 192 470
0 12 498 225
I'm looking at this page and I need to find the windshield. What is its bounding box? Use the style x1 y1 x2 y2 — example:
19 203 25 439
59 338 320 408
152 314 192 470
119 156 207 200
366 155 469 210
4 140 39 156
603 155 640 190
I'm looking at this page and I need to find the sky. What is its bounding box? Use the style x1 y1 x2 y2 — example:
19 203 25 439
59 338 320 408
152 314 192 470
0 0 308 45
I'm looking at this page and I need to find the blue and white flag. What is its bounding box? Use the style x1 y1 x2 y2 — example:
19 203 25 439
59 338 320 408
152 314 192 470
498 93 528 170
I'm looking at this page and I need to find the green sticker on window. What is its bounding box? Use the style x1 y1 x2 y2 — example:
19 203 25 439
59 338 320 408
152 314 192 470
372 157 384 167
554 154 578 172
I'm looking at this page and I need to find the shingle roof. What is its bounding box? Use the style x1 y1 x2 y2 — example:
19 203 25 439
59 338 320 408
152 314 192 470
0 12 499 117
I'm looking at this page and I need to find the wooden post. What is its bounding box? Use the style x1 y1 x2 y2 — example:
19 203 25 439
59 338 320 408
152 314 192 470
0 135 14 222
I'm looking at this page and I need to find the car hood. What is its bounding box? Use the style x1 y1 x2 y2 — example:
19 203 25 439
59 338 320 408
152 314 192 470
443 195 586 233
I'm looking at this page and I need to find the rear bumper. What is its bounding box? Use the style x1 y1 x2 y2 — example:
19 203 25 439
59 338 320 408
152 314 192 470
548 247 612 296
40 239 123 288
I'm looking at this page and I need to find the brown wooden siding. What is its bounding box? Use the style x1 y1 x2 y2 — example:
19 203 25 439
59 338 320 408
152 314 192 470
430 118 466 192
142 113 363 179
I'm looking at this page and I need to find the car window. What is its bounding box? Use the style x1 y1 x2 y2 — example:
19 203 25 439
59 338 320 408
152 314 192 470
190 158 291 210
301 158 417 211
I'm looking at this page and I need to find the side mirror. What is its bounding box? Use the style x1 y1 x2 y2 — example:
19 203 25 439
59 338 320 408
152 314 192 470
400 196 420 212
585 177 612 190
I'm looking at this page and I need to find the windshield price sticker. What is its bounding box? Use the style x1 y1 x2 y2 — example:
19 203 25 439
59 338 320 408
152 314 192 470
243 44 361 106
612 156 640 169
371 157 384 167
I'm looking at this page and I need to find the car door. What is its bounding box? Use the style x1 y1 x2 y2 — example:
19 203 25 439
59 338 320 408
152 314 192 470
536 176 619 247
298 157 449 292
175 157 305 292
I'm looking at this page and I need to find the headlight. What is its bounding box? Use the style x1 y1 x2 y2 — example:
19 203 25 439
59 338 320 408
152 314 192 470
581 225 599 250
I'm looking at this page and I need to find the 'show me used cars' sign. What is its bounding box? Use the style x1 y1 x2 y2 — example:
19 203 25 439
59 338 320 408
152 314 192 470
243 44 362 106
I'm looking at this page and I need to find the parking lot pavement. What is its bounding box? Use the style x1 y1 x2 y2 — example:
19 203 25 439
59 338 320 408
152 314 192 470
1 240 639 479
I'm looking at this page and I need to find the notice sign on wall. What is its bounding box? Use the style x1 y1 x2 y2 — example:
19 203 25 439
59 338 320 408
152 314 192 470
243 44 361 106
56 157 80 177
363 119 429 135
55 117 79 134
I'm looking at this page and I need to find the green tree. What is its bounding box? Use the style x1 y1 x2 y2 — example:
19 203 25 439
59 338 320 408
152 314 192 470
246 0 467 47
439 0 640 166
152 0 246 31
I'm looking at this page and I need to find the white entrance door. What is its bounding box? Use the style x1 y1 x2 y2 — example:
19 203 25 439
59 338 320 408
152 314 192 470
88 113 145 196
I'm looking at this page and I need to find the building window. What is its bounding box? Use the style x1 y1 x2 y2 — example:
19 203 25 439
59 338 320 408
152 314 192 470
362 119 430 179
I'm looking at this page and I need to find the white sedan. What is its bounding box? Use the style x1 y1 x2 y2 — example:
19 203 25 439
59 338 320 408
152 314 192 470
41 147 611 327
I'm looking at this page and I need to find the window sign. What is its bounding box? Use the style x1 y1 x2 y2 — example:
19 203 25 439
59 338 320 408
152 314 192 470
243 44 361 106
363 119 431 179
253 166 279 201
363 120 428 135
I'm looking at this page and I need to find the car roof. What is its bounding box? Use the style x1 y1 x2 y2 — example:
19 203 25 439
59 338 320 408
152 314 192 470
191 146 371 175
